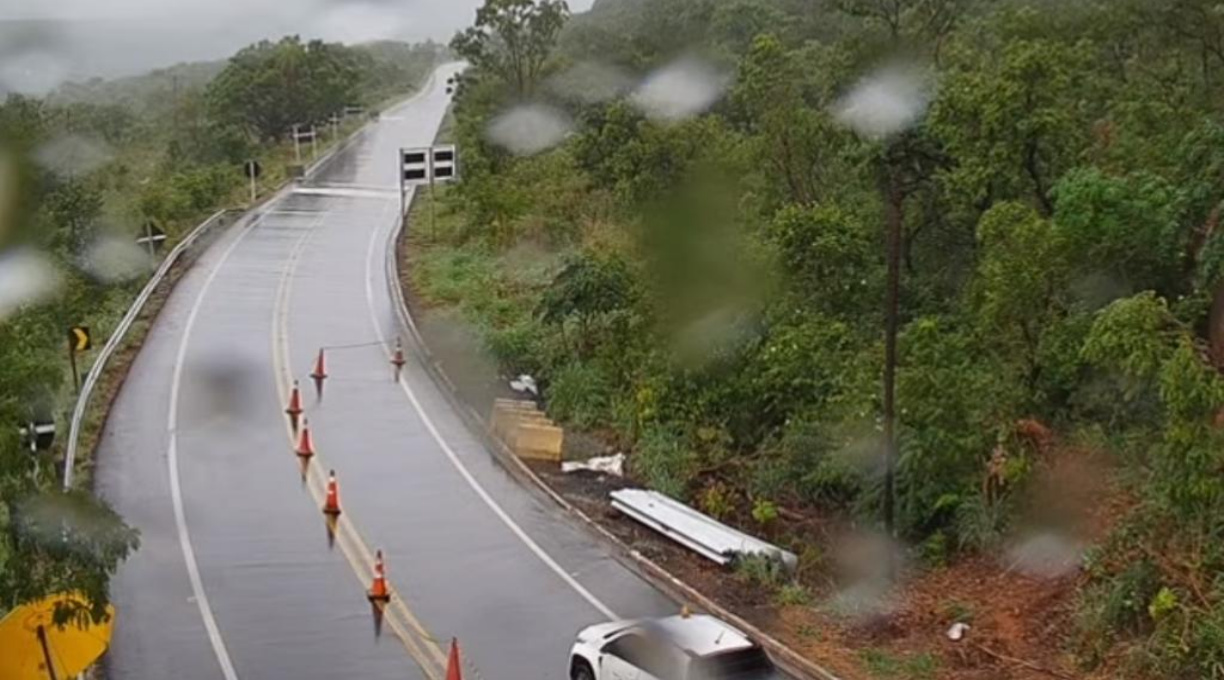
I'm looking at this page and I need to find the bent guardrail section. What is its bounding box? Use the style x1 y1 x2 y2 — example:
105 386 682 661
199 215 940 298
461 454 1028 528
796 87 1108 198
610 489 798 571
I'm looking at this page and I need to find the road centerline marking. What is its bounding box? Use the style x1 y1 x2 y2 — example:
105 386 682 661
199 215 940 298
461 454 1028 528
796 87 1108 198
270 200 447 677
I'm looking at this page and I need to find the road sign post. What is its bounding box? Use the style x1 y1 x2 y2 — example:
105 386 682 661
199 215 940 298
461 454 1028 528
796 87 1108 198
136 220 166 263
292 125 302 164
244 160 262 203
19 421 55 453
67 326 91 392
399 145 459 238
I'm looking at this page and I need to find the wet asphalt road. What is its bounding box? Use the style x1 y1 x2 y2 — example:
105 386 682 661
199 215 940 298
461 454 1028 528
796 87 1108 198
94 64 675 680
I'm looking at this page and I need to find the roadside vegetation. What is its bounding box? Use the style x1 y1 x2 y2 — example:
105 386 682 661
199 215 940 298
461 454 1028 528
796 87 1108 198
410 0 1224 676
0 37 443 623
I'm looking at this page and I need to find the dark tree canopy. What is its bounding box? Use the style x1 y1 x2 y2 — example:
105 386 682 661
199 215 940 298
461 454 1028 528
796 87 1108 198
451 0 570 96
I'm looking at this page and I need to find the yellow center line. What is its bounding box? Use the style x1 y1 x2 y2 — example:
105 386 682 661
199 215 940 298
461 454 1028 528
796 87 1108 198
268 209 446 679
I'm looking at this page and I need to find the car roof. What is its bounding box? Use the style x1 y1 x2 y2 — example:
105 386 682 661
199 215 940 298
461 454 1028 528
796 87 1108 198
638 614 756 658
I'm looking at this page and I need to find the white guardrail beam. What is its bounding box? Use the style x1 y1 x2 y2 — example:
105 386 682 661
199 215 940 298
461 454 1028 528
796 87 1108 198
610 489 798 572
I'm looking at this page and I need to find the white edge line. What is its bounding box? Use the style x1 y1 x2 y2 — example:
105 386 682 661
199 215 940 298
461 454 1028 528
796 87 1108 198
361 191 619 622
166 215 264 680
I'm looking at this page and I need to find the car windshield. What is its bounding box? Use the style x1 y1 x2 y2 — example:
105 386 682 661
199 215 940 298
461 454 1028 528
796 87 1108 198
688 647 777 680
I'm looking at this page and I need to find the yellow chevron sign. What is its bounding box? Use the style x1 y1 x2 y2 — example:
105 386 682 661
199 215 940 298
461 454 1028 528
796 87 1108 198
69 326 92 352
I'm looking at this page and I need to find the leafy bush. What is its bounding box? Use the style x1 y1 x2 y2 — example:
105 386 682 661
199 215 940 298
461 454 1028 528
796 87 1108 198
546 361 614 429
632 426 696 500
699 483 734 520
773 582 812 607
751 498 779 526
954 493 1009 552
735 553 786 589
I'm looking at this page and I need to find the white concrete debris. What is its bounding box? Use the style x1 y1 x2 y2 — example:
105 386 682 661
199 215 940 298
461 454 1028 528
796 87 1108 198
947 622 971 642
509 374 538 396
610 488 797 571
561 453 625 477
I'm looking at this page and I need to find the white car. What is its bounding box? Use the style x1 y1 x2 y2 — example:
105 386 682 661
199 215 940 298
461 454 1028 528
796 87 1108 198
569 613 783 680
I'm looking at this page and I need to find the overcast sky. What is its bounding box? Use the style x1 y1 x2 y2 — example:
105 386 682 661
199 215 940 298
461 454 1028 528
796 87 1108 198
0 0 596 90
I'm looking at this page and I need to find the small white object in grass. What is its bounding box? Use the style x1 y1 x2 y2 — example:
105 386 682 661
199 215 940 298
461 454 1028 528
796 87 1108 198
0 249 61 321
486 104 574 156
832 65 933 139
631 57 729 122
947 622 970 641
510 374 538 396
562 453 625 477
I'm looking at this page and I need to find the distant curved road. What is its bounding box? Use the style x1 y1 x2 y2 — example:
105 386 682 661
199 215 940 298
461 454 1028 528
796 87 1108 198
96 64 674 680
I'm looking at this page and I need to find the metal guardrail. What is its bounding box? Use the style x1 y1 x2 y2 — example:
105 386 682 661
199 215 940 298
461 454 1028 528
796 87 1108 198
61 209 230 490
611 489 798 571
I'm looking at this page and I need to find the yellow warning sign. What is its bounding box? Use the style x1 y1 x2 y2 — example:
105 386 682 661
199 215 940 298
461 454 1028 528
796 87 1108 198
69 326 91 352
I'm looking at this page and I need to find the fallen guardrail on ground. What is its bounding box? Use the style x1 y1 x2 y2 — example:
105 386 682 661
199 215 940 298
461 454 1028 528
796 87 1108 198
611 489 798 572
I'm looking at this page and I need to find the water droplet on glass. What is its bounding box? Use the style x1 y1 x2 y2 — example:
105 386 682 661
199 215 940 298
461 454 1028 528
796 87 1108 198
631 58 729 122
81 235 149 284
0 249 61 322
831 65 933 139
35 135 113 178
486 104 574 156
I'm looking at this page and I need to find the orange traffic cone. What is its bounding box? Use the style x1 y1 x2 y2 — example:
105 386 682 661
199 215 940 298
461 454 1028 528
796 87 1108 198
446 638 463 680
311 349 328 399
368 550 391 603
285 380 303 430
323 470 342 516
311 348 328 381
390 338 406 380
296 418 316 458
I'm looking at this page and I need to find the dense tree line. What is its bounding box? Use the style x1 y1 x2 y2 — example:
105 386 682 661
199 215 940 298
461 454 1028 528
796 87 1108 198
439 0 1224 674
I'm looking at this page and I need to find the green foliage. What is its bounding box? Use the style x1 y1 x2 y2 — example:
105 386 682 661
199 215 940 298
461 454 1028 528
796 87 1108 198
546 361 614 429
931 35 1092 215
954 493 1008 552
451 0 569 96
538 252 636 346
3 492 139 624
773 582 812 607
1053 168 1187 298
207 36 367 141
894 318 1018 536
769 204 880 321
859 648 939 680
1081 292 1177 401
1148 587 1178 622
735 553 787 589
732 35 846 207
751 498 779 526
632 425 697 500
698 483 735 520
428 0 1224 670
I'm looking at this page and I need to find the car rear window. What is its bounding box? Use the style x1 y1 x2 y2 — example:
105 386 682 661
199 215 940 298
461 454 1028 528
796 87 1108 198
688 647 777 680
